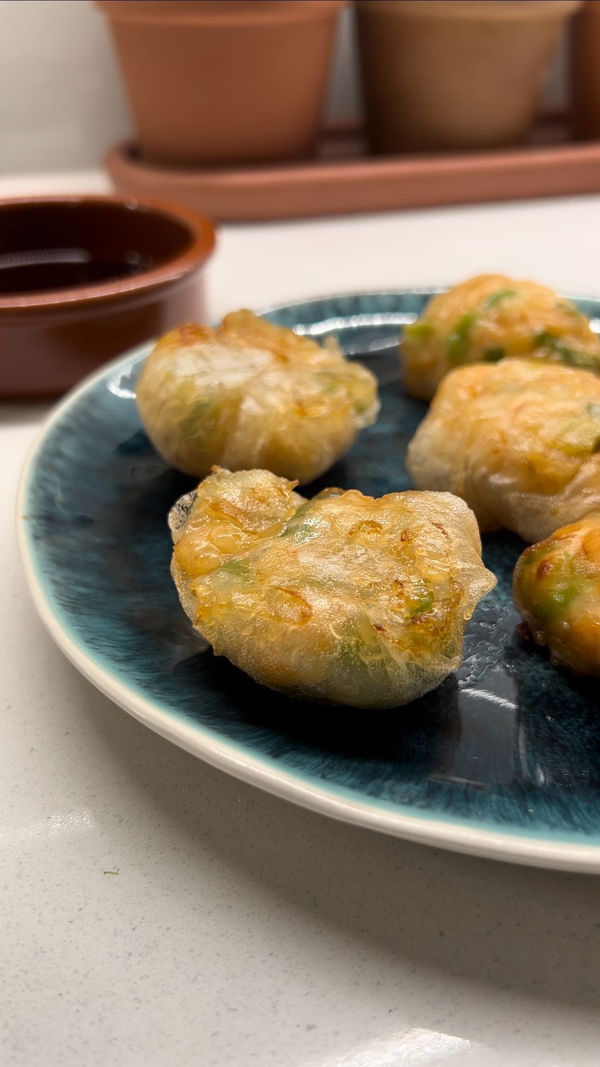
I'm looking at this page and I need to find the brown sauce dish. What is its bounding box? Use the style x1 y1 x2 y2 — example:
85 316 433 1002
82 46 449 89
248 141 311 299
0 195 215 398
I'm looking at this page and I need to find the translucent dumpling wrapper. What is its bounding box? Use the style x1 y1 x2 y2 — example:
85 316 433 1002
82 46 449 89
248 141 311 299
514 510 600 675
136 310 380 485
406 358 600 543
401 273 600 400
169 468 496 709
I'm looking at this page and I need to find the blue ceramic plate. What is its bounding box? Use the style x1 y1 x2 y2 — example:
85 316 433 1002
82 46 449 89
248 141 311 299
18 291 600 873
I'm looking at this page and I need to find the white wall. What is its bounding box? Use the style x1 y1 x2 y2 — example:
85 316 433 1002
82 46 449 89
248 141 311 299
0 0 360 174
0 1 131 173
0 0 564 176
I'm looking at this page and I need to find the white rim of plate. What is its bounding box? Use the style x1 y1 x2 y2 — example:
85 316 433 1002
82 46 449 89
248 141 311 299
15 296 600 876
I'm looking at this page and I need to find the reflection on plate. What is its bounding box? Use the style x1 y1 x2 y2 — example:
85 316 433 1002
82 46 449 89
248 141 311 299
17 291 600 873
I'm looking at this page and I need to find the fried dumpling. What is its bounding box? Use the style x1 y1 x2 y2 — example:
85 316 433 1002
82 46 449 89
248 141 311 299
406 359 600 543
402 274 600 400
136 310 379 485
514 511 600 675
169 468 496 709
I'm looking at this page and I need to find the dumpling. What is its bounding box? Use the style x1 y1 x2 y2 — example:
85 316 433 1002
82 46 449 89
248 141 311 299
136 310 379 485
169 467 496 709
406 359 600 543
514 511 600 674
402 273 600 400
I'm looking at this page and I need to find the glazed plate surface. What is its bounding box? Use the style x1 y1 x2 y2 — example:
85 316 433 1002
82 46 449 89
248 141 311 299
18 291 600 872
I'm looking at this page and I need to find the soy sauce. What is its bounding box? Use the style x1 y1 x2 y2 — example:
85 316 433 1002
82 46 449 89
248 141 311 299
0 248 153 294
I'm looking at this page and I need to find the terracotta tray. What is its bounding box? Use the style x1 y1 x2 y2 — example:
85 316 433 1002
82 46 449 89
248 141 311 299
106 118 600 222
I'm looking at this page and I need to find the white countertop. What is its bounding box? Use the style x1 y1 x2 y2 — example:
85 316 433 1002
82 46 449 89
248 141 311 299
3 171 600 1067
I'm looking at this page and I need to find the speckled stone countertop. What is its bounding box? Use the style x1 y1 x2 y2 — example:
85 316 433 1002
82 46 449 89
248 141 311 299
3 171 600 1067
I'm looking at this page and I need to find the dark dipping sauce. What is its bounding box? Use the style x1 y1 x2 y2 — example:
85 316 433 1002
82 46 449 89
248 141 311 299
0 199 194 299
0 248 153 294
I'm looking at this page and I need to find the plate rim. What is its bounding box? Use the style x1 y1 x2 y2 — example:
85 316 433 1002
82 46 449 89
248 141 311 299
16 289 600 875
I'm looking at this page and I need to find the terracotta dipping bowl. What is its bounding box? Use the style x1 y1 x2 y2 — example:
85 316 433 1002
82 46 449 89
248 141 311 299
0 195 215 398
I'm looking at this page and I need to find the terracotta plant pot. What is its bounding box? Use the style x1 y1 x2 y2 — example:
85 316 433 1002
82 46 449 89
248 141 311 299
356 0 581 155
97 0 346 167
570 1 600 140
